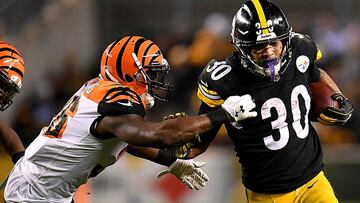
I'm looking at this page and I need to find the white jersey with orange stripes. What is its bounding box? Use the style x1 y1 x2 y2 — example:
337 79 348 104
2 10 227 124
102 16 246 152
5 78 146 203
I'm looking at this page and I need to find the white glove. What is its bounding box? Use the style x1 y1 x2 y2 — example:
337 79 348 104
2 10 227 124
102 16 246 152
156 159 209 190
222 95 257 121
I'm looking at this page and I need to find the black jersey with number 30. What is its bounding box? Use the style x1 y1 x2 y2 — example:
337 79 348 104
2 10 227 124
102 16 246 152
197 33 323 193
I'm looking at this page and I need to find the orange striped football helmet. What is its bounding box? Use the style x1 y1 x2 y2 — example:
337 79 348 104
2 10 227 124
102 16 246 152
0 41 25 111
100 36 172 101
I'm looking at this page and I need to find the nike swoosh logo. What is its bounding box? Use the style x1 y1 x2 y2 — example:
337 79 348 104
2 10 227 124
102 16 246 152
307 180 318 189
117 101 133 107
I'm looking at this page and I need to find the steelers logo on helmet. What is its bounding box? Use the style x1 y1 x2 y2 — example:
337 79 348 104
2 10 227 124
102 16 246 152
100 36 173 102
231 0 292 82
0 41 25 111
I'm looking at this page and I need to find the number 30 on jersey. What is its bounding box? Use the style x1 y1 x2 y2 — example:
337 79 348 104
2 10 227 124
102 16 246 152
206 61 311 151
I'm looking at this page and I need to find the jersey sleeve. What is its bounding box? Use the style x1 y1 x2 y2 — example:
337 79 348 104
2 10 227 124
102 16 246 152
306 35 321 82
293 33 321 82
97 86 146 117
84 79 146 117
197 59 225 107
197 101 222 144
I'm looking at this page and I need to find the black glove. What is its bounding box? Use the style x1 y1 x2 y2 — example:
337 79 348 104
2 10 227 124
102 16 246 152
163 112 201 158
318 93 353 126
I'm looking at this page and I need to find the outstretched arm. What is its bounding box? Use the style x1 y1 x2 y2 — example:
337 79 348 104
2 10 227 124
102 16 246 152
0 121 25 163
175 102 224 159
96 113 214 148
95 94 257 148
122 95 257 190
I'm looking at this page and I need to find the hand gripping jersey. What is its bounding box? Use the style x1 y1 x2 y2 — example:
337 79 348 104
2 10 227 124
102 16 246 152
197 33 323 193
9 78 146 201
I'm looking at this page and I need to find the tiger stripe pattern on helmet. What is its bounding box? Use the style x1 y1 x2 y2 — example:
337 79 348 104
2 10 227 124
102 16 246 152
101 36 163 85
100 36 172 101
0 41 25 89
0 41 25 110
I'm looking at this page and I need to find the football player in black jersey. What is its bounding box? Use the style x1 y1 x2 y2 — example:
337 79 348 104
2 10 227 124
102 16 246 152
172 0 353 202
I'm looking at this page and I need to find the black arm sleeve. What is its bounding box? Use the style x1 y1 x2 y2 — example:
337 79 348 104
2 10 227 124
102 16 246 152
198 102 223 144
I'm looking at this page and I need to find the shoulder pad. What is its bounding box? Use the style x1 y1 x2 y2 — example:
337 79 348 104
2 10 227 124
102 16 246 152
197 59 234 107
291 32 321 60
84 79 145 116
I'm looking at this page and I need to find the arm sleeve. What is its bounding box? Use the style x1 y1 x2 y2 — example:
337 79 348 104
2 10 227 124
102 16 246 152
309 62 321 83
198 102 222 144
308 36 321 83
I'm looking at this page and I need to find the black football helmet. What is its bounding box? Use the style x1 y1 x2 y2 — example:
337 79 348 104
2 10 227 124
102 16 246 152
231 0 292 81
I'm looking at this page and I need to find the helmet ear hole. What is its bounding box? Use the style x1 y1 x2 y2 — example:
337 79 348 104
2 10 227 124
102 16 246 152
125 74 134 82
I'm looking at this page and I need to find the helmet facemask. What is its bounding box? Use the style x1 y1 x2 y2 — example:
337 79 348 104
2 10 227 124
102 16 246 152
235 35 292 82
0 70 20 111
131 53 173 102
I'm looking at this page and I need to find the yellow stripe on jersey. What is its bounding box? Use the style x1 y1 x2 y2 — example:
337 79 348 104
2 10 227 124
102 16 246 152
200 83 219 96
197 84 224 107
316 49 322 60
252 0 269 34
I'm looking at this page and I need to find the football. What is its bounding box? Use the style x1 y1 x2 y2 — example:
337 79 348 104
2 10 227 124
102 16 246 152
309 82 339 120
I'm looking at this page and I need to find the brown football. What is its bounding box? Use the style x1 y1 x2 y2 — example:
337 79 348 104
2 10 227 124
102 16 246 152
309 82 340 120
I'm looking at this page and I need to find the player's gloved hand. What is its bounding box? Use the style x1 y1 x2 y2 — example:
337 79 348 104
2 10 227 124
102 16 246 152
318 93 353 126
222 95 257 121
156 159 209 190
163 112 200 158
163 112 187 120
169 136 201 159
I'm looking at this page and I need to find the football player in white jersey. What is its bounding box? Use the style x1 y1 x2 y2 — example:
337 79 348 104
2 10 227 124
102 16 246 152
0 41 26 164
4 36 257 203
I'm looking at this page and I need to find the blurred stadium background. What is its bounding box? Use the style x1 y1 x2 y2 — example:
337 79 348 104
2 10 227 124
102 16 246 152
0 0 359 202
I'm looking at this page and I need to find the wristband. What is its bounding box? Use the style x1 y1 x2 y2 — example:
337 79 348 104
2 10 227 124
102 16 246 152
206 108 230 126
11 151 25 164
